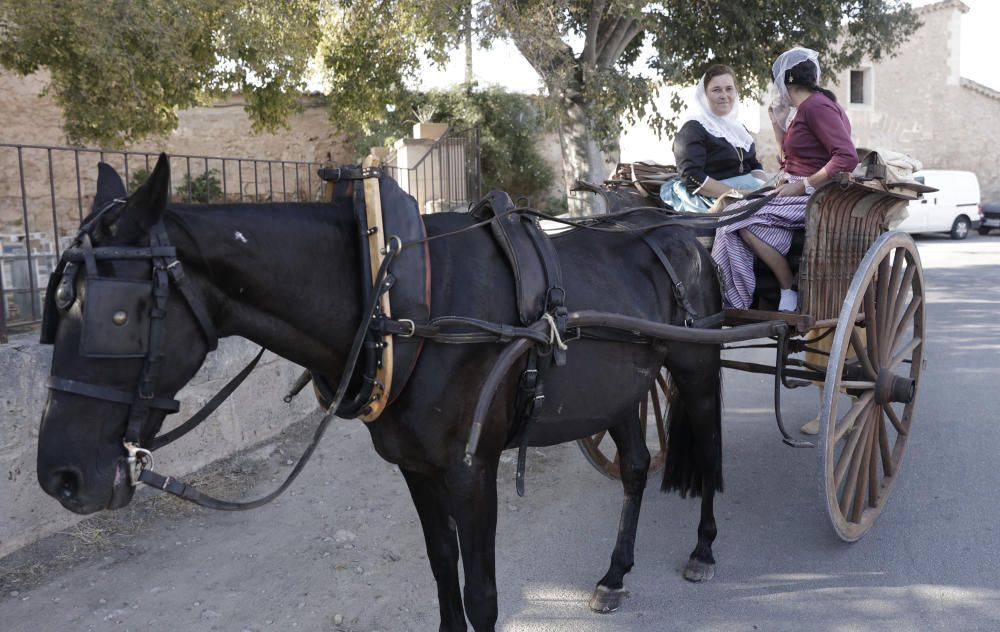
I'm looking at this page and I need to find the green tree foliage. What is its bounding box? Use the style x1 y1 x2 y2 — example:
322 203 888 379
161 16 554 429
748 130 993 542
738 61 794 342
319 0 919 213
317 1 919 143
0 0 320 147
352 86 554 203
1 0 919 210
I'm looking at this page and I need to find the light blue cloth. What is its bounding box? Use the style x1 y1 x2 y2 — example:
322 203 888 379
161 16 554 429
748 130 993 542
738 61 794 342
660 173 765 213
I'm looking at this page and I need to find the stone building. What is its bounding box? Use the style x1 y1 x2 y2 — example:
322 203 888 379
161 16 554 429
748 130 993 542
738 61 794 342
755 0 1000 200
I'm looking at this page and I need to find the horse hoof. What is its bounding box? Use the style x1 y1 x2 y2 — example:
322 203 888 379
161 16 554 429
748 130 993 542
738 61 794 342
589 585 627 613
683 558 715 583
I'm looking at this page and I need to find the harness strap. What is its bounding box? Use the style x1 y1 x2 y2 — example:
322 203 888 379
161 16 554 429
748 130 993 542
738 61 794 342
126 225 172 444
512 349 549 497
47 376 180 412
317 165 382 182
149 348 266 450
80 234 98 277
523 218 568 365
59 246 179 261
640 233 701 325
136 243 401 510
381 315 550 345
165 259 218 352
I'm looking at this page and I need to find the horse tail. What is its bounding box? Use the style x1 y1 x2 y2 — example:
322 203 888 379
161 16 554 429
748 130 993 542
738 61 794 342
660 367 724 498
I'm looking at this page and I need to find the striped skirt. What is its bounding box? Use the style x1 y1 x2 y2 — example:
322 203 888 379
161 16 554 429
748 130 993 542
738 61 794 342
711 194 810 309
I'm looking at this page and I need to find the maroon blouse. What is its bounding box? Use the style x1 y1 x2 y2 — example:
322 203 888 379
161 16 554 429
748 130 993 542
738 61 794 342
781 92 858 177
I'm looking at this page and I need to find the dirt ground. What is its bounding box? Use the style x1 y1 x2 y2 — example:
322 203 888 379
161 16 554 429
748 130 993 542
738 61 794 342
0 410 629 632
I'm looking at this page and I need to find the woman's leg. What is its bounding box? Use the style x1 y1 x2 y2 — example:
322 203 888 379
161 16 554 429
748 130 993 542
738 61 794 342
738 228 793 289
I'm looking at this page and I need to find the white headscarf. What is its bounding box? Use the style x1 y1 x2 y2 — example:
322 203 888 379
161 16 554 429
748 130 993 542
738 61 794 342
769 47 821 131
687 71 755 152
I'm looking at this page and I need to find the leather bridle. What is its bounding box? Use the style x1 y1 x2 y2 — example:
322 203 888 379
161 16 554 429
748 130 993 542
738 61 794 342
40 199 390 510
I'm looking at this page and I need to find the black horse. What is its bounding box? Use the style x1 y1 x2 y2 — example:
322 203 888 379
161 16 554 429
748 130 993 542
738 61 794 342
36 155 723 631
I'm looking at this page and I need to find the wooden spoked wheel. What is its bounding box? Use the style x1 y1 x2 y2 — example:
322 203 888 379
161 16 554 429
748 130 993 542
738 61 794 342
819 231 925 542
577 367 673 480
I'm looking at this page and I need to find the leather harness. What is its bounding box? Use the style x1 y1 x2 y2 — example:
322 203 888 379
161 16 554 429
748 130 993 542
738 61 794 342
39 168 784 510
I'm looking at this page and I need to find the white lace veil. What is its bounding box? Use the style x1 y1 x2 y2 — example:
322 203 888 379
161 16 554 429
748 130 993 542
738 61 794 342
769 47 821 131
687 71 755 151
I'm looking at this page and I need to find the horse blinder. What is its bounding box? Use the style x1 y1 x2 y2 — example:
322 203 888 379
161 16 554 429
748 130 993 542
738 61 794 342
40 256 153 357
79 278 153 358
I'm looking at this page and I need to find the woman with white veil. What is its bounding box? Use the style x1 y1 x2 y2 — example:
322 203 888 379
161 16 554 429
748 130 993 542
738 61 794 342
662 64 766 213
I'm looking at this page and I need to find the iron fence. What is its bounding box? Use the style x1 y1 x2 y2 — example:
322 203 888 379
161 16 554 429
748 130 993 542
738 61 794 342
0 131 483 342
0 143 326 340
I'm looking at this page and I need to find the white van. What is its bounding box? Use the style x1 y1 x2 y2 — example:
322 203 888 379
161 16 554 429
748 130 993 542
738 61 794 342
896 170 981 239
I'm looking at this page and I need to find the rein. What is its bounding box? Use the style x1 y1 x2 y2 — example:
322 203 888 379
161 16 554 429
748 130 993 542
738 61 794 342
393 190 778 256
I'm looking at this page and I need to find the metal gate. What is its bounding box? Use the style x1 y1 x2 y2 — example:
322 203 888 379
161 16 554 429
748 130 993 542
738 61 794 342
383 126 482 214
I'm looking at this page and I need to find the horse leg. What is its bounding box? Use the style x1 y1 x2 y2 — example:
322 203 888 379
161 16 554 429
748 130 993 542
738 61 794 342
446 459 500 632
684 479 718 582
590 417 651 613
676 370 722 583
401 468 468 632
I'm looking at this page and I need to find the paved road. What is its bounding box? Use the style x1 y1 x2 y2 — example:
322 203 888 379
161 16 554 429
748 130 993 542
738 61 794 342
491 232 1000 631
2 232 999 631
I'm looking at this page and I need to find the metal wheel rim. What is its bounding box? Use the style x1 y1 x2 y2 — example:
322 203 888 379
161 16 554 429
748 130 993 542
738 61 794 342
954 218 969 239
577 367 673 480
819 230 925 541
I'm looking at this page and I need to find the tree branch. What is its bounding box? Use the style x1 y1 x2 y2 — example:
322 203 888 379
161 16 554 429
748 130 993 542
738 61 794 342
493 1 578 92
582 0 607 67
595 16 642 69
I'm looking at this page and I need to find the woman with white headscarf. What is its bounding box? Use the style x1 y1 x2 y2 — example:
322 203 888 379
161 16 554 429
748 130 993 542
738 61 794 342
661 64 766 213
712 47 858 312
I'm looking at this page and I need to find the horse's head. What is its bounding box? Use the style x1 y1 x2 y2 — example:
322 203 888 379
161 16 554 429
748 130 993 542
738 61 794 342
37 154 215 514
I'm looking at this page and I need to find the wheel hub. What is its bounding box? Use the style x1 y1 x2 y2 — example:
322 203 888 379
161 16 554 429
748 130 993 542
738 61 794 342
875 370 914 404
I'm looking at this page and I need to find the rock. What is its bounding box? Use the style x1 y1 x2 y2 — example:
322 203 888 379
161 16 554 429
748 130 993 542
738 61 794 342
333 529 356 543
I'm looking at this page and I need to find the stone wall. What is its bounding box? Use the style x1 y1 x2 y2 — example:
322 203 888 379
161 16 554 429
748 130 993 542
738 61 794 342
0 70 353 162
0 334 318 558
754 0 1000 201
0 69 355 241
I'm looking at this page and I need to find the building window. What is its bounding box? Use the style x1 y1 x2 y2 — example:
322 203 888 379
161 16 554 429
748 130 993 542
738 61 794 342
850 69 872 105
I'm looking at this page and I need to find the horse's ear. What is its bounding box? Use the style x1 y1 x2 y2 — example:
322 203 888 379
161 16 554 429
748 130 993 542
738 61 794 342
108 154 171 242
93 162 127 211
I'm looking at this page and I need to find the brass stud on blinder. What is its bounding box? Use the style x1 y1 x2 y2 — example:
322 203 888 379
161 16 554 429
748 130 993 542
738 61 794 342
112 310 129 326
56 286 70 304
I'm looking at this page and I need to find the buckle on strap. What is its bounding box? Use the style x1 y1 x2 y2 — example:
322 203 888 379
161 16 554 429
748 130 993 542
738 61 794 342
124 441 154 487
397 318 416 337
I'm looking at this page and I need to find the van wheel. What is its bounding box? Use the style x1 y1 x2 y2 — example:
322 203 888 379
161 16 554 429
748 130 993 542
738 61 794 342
950 216 970 240
979 226 992 236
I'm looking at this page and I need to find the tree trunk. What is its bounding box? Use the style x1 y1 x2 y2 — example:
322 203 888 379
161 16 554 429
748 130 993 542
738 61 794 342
463 2 473 85
557 101 602 216
499 7 630 216
556 95 618 217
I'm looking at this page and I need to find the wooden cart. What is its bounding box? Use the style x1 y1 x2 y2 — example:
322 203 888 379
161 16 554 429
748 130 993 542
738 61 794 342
578 175 929 541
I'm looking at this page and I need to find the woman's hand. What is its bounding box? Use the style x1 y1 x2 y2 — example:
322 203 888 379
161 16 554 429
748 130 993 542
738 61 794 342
768 98 791 130
774 179 808 197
